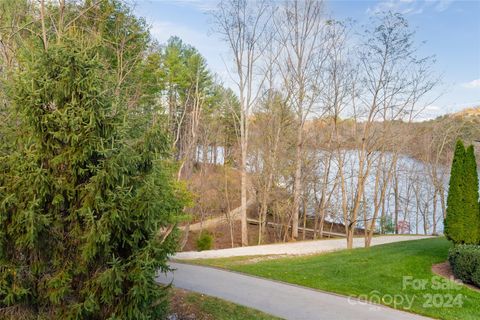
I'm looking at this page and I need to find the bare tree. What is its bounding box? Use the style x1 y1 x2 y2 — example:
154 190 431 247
250 90 294 244
316 19 353 240
275 0 327 239
212 0 272 246
335 12 438 248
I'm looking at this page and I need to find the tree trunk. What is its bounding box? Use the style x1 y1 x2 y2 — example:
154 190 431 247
313 205 320 239
346 227 354 249
319 207 325 239
240 146 248 246
291 125 303 240
213 144 217 164
365 229 374 247
202 144 208 164
380 197 386 234
432 190 438 235
423 206 428 235
394 176 399 234
258 200 268 245
439 184 446 219
179 222 190 250
302 197 307 240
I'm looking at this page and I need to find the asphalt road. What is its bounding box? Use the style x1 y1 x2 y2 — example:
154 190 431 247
157 262 433 320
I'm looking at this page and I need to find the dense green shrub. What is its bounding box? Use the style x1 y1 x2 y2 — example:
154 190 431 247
448 245 480 287
0 35 187 319
473 265 480 287
197 231 214 251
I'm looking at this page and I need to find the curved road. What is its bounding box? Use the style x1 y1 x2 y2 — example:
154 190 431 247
174 235 434 260
157 262 433 320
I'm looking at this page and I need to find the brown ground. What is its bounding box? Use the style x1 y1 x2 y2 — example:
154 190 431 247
182 218 365 251
182 220 277 251
168 288 212 320
431 261 480 292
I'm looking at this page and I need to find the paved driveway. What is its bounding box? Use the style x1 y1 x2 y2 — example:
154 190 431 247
157 262 433 320
175 235 434 260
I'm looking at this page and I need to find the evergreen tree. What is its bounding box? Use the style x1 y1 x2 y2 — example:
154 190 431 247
0 34 187 320
445 140 466 243
445 141 480 244
160 36 212 163
464 145 480 244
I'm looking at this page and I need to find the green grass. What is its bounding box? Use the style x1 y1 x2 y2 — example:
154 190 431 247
170 288 281 320
189 238 480 320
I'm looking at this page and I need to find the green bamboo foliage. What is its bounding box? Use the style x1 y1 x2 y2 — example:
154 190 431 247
0 34 187 319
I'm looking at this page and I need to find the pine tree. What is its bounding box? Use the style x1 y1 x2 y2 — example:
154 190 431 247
0 34 187 319
445 140 466 243
463 145 480 244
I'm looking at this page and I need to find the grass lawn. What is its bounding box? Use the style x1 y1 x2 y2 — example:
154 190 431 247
169 288 281 320
187 238 480 320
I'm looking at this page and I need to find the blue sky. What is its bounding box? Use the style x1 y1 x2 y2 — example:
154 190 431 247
132 0 480 118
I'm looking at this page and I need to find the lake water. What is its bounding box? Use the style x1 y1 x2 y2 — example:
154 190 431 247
196 145 450 234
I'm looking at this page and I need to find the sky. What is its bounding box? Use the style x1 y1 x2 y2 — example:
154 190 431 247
132 0 480 119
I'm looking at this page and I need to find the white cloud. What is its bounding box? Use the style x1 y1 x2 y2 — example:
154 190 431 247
366 0 453 16
433 0 454 12
366 0 424 15
152 0 217 12
463 79 480 89
425 105 441 111
415 104 443 121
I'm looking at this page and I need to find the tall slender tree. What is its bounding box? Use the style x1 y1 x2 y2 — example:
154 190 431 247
212 0 272 246
276 0 327 239
463 145 480 243
445 140 466 243
160 36 212 179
